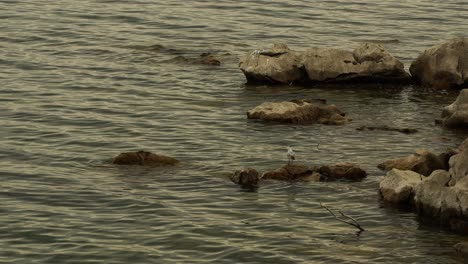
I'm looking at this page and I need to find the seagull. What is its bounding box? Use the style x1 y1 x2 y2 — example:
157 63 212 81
287 146 296 165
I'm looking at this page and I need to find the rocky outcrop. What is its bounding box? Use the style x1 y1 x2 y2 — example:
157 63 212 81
410 38 468 89
239 43 304 84
318 163 367 181
112 151 179 166
230 168 261 188
380 169 423 204
441 89 468 128
377 149 454 176
239 43 410 85
261 164 318 181
380 139 468 233
302 43 410 83
247 99 350 125
356 125 418 134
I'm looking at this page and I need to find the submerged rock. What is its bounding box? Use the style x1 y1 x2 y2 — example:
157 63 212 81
318 163 367 181
230 168 261 188
410 38 468 89
441 89 468 128
247 99 350 125
166 53 221 66
356 125 418 134
261 164 317 181
302 43 410 83
377 149 453 176
112 151 179 166
379 169 423 204
239 43 305 84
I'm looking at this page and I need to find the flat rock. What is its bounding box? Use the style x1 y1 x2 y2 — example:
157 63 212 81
247 99 350 125
318 163 367 181
112 151 179 166
410 38 468 89
261 164 316 181
442 89 468 128
379 169 423 204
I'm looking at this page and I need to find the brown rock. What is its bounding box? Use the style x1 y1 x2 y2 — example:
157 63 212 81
379 169 423 204
318 163 367 181
261 164 315 181
356 125 418 134
230 168 260 188
112 151 179 166
441 89 468 128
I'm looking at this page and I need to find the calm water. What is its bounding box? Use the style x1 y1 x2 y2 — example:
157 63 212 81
1 1 468 263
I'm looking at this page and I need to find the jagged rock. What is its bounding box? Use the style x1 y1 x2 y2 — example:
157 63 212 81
112 151 179 166
261 164 316 181
410 38 468 89
454 242 468 259
239 43 304 84
230 168 260 188
379 169 423 204
377 149 453 176
302 43 410 83
247 99 350 125
356 125 418 134
318 163 367 181
441 89 468 127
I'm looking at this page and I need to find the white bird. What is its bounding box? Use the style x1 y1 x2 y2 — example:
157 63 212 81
287 146 296 165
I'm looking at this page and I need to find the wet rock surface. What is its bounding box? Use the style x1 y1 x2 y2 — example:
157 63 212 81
379 169 423 204
261 164 317 181
410 38 468 89
247 99 350 125
229 168 261 188
441 89 468 128
356 125 418 134
112 151 179 166
318 163 367 181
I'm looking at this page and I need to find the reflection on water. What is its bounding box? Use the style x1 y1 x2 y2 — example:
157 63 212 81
1 0 467 263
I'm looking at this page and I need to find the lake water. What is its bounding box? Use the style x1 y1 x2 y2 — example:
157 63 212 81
1 1 468 263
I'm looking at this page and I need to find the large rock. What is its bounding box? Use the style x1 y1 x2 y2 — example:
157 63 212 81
230 168 261 188
410 38 468 89
318 163 367 181
448 138 468 186
377 149 453 176
379 169 423 204
112 151 179 166
239 43 305 84
441 89 468 127
247 99 350 125
302 43 410 83
261 164 317 181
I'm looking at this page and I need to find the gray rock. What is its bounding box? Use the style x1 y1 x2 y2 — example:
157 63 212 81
442 89 468 127
247 99 350 125
410 38 468 89
448 141 468 186
379 169 423 204
239 43 304 84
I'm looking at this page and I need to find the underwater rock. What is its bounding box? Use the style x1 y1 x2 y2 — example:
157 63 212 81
356 125 418 134
261 164 317 181
166 53 221 66
410 38 468 89
247 99 350 125
112 151 179 166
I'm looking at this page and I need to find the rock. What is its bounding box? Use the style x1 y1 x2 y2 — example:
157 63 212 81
230 168 260 188
410 38 468 89
302 43 410 83
379 169 423 204
239 43 305 84
166 53 221 66
318 163 367 181
377 149 453 176
448 139 468 186
261 164 316 181
356 125 418 134
441 89 468 127
454 242 468 259
247 99 350 125
112 151 179 166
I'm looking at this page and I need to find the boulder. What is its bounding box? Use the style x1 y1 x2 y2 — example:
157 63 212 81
441 89 468 127
318 163 367 181
454 242 468 259
247 99 350 125
448 139 468 186
377 149 453 176
379 169 423 204
410 38 468 89
112 151 179 166
230 168 260 188
302 43 410 83
356 125 418 134
261 164 317 181
239 43 304 84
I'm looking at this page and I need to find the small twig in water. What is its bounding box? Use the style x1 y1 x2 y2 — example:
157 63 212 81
320 201 365 232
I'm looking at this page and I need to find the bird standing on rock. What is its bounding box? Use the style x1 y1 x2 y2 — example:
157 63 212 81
287 146 296 165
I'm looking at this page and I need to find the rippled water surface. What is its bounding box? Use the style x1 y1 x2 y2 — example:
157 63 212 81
2 1 468 263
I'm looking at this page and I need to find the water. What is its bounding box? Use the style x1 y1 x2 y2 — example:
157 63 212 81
1 1 468 263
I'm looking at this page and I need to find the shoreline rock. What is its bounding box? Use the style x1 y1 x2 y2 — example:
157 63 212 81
441 89 468 128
